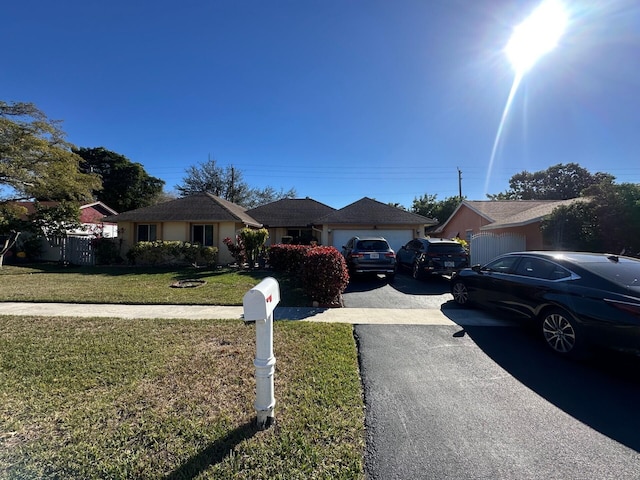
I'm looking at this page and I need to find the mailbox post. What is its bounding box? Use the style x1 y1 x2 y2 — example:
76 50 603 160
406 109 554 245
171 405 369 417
243 277 280 430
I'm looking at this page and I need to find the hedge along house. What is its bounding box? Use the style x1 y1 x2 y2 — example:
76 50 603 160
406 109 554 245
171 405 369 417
246 197 336 245
104 193 261 265
315 197 438 253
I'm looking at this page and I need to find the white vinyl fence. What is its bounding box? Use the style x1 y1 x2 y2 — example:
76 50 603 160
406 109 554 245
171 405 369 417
470 232 526 266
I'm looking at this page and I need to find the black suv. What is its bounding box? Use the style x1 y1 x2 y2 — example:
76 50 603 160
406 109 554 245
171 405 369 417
397 238 468 279
342 236 397 280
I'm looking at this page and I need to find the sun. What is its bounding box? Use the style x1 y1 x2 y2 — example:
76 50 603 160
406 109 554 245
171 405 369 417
505 0 569 75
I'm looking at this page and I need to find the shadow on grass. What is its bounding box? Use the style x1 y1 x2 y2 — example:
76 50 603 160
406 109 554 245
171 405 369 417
164 420 258 480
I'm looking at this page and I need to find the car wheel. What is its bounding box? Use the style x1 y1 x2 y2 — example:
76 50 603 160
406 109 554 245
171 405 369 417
451 280 469 306
541 309 584 357
412 261 422 280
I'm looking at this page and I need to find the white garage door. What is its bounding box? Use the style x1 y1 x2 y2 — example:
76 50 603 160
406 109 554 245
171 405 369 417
332 229 414 253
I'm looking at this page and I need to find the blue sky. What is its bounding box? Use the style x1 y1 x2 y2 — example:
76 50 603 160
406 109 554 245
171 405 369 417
3 0 639 210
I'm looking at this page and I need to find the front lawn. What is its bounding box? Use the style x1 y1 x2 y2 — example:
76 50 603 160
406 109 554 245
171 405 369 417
0 264 307 306
0 316 365 479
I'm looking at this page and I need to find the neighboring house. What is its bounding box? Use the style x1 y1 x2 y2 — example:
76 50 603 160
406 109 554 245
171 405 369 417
436 199 584 250
246 197 336 245
10 201 118 263
316 197 438 253
104 193 261 265
69 202 118 238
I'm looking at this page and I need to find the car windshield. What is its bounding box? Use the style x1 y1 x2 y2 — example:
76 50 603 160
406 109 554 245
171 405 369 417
429 244 465 254
581 261 640 288
356 240 389 251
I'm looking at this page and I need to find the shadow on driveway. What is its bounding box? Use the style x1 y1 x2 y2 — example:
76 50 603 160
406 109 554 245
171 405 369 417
460 324 640 452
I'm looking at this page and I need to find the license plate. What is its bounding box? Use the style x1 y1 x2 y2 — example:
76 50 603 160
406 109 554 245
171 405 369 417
369 253 379 259
444 261 455 268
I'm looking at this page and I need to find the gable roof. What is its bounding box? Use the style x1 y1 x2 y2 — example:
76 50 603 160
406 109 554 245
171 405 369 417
317 197 437 225
104 193 261 227
439 199 587 232
247 197 336 227
8 201 117 222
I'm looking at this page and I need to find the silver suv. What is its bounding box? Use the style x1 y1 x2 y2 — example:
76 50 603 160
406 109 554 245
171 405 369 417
342 236 397 280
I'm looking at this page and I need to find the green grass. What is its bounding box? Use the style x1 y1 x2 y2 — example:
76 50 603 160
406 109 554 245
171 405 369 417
0 264 308 306
0 316 365 479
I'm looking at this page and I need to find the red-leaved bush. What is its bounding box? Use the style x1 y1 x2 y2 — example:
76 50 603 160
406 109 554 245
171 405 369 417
269 244 349 306
268 244 311 274
299 246 349 305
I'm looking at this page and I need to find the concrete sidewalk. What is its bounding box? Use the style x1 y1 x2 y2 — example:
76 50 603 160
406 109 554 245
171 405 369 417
0 302 511 326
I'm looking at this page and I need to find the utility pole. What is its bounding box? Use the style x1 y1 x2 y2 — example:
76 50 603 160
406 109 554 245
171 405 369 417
457 167 463 200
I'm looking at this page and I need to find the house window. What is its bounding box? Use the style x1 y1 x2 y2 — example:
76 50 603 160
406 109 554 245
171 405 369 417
137 224 157 242
192 224 214 246
286 228 314 245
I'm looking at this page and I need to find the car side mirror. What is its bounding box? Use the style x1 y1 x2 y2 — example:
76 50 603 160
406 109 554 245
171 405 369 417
472 264 482 273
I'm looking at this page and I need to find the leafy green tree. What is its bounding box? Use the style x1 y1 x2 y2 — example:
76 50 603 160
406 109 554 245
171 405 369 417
74 147 165 212
540 201 600 251
411 194 462 225
541 180 640 255
176 158 296 207
488 163 613 200
1 101 100 266
1 101 100 202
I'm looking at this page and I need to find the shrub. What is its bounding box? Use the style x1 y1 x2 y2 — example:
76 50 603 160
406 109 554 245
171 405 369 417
92 237 122 265
223 236 246 265
126 241 218 267
268 244 311 274
299 246 349 305
239 228 269 267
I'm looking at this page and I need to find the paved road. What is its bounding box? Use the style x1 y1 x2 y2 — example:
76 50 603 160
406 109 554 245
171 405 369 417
357 323 640 479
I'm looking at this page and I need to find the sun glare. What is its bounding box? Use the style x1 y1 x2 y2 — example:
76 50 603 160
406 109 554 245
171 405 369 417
505 0 568 75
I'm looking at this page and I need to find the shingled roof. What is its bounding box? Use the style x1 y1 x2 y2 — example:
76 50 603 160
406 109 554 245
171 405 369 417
441 199 586 231
247 198 336 227
317 197 437 225
104 193 261 226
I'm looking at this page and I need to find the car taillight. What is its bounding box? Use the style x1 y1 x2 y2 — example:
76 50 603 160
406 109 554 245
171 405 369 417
351 253 364 258
605 299 640 318
385 252 396 258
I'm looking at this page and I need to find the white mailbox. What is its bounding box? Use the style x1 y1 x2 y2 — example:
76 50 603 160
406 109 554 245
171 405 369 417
243 276 280 322
243 277 280 429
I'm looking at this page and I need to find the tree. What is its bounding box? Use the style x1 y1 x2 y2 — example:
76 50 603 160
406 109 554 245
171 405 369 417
1 101 101 202
0 201 82 268
487 163 614 200
541 180 640 255
1 101 101 266
411 194 462 225
74 147 165 212
175 158 296 208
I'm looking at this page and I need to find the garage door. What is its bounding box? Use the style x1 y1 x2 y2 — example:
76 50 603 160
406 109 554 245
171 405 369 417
332 229 414 253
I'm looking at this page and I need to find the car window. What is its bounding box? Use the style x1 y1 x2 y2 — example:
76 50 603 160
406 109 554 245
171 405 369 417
515 258 568 279
357 240 389 251
483 256 519 273
428 244 466 254
583 260 640 288
408 240 423 251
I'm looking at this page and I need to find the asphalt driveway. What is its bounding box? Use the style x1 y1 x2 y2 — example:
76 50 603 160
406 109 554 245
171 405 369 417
357 323 640 479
